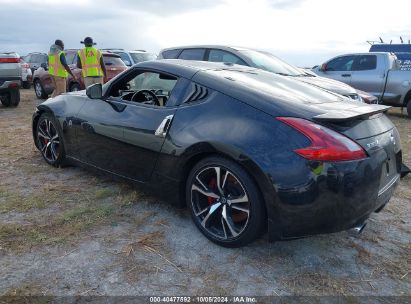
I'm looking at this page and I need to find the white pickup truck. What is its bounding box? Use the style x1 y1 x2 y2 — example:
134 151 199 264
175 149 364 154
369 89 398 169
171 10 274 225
313 52 411 117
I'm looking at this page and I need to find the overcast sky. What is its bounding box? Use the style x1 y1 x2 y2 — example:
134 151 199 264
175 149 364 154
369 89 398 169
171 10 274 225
0 0 410 67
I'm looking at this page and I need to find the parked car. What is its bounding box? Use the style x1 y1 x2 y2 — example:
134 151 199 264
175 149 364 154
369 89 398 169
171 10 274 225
103 49 157 67
20 58 32 89
23 52 48 73
0 52 21 107
356 89 378 104
33 50 127 99
32 59 407 247
158 45 362 101
312 52 411 117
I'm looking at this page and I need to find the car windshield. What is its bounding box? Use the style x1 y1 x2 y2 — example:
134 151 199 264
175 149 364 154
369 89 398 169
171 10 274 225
239 50 304 76
103 56 126 66
130 52 157 63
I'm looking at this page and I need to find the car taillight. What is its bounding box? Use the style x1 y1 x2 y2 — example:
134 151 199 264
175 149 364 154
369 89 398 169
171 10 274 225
0 58 20 63
277 117 367 161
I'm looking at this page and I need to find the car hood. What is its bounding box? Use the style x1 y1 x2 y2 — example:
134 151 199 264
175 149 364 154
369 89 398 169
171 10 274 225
294 75 357 95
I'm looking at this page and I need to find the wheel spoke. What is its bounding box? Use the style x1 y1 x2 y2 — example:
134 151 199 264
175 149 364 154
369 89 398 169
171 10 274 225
46 120 51 137
38 128 49 140
50 144 58 160
192 184 219 199
41 142 47 153
228 193 248 204
201 202 222 228
45 142 52 158
221 170 229 190
214 167 224 195
196 175 208 191
231 205 250 214
221 216 228 239
195 206 209 217
222 205 238 237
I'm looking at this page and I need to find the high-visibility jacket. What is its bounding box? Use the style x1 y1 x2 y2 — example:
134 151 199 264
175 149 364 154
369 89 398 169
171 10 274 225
78 47 103 77
48 51 68 78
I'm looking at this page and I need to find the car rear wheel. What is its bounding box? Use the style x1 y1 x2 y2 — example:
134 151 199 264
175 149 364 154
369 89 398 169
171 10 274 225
34 80 48 99
70 83 81 92
0 89 20 107
186 156 266 247
22 81 31 89
36 113 66 167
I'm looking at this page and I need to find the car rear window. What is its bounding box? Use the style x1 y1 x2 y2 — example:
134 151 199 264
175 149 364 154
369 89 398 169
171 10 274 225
352 55 377 71
103 56 126 66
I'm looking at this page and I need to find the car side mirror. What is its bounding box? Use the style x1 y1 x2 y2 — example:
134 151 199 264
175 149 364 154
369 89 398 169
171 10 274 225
319 63 327 72
41 62 48 70
123 60 131 66
86 83 103 99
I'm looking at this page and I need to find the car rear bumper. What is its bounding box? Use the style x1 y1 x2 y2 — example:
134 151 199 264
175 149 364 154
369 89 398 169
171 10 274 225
0 78 21 91
267 155 401 241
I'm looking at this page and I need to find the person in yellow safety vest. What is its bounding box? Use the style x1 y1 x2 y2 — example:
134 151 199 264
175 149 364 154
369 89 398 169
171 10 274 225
76 37 107 88
48 39 76 98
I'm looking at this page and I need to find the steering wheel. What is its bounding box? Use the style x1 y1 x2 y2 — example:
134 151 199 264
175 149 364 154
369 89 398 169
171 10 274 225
130 90 160 106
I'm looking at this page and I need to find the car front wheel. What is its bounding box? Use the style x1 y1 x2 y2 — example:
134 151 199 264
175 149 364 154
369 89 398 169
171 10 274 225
186 156 266 247
34 80 48 99
36 113 66 167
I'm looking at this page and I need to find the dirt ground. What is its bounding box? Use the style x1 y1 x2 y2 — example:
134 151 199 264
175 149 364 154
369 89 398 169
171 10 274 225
0 89 410 297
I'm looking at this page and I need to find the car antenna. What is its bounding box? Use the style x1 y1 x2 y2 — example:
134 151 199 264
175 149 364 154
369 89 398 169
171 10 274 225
400 36 404 44
390 40 392 44
379 37 384 43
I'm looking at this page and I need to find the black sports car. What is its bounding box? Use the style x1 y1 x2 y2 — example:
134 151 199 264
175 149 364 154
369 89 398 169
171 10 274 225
32 59 405 247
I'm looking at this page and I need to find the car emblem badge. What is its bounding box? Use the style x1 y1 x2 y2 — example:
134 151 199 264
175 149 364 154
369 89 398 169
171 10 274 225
366 139 379 149
68 120 72 127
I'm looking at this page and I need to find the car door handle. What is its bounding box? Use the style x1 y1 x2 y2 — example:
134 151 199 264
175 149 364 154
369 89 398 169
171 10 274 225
155 115 174 138
341 74 351 77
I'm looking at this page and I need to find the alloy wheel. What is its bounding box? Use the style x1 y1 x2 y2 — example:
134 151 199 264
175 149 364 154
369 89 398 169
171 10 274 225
35 81 43 98
37 118 60 163
191 166 250 241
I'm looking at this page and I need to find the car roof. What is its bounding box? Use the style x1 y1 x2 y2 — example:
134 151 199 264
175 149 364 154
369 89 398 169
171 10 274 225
136 59 259 79
332 52 395 56
160 45 252 53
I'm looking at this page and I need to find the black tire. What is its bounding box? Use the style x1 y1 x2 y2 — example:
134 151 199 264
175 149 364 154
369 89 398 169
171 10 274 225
186 156 266 247
35 113 66 167
69 82 81 92
34 80 48 99
407 100 411 119
22 81 31 89
0 94 11 107
0 89 20 107
9 89 20 107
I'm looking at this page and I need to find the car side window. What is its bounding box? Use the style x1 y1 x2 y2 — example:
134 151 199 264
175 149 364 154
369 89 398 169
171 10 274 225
352 55 377 71
178 49 206 60
326 56 355 71
107 70 179 107
208 49 247 65
161 49 181 59
65 52 76 65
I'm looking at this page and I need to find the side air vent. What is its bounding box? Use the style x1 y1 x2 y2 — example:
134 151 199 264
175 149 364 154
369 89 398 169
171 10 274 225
184 83 209 103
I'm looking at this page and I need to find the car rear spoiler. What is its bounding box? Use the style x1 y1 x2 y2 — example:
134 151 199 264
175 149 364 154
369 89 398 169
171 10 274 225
313 105 391 122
